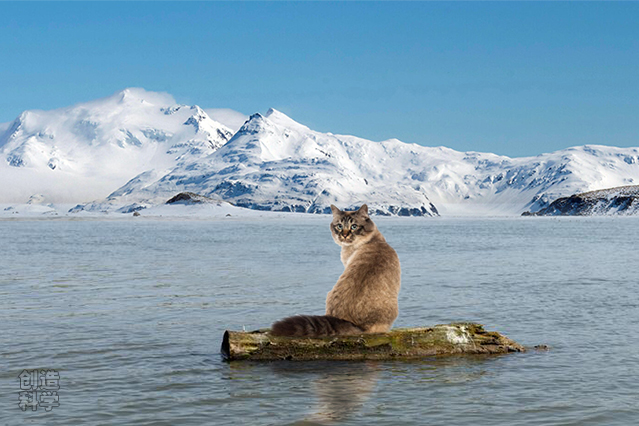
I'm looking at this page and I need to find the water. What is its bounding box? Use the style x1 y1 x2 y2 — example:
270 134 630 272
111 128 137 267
1 215 638 425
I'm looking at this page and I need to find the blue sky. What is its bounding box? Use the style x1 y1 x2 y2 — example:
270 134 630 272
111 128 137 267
1 2 637 157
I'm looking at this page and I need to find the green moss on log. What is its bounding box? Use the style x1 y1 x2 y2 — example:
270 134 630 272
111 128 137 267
221 323 525 361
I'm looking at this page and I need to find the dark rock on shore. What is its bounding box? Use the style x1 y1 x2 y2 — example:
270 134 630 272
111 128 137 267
166 192 215 205
523 185 639 216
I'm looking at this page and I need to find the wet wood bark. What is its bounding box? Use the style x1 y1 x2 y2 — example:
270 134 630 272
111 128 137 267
221 323 525 361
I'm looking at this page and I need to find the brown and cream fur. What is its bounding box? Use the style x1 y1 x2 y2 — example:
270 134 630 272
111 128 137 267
271 204 401 337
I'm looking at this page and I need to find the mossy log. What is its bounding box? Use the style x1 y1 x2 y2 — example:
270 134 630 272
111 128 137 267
221 323 525 361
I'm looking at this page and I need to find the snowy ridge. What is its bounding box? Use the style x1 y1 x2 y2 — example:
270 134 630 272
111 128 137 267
0 88 233 203
2 89 639 216
96 109 439 216
93 107 639 216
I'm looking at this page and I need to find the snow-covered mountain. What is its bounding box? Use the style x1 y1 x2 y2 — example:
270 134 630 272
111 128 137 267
0 88 232 203
89 108 439 215
85 106 639 216
3 89 639 216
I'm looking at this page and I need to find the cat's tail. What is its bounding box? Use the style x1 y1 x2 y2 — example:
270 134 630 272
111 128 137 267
271 315 363 337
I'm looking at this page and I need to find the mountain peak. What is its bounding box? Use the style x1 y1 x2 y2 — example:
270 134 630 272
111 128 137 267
108 88 176 107
263 108 309 131
233 113 269 137
264 108 292 121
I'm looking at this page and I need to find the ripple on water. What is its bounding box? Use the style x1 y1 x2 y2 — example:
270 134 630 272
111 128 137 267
1 217 639 425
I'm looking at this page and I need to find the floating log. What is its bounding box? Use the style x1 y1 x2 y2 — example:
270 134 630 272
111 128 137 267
221 322 525 361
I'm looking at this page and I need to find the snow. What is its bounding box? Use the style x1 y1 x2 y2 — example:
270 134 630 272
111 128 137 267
2 89 639 217
101 109 639 216
0 88 233 204
580 185 639 199
0 199 314 220
97 110 439 216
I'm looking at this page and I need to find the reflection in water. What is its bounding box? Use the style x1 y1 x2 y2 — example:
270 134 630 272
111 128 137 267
302 361 380 425
225 356 497 426
224 360 380 425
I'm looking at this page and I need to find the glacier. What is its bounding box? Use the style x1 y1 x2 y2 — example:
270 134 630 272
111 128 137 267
2 88 639 216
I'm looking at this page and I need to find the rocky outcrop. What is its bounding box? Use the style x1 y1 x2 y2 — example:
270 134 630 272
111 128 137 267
523 185 639 216
166 192 217 205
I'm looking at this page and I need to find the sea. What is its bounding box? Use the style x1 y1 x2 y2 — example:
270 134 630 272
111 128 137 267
1 215 638 425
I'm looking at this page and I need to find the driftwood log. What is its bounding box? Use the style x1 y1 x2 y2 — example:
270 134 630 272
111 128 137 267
221 322 525 361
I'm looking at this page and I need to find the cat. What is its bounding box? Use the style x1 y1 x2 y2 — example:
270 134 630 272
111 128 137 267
271 204 401 337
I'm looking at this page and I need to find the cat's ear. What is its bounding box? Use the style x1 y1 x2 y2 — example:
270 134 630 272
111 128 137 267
357 204 369 217
330 204 341 216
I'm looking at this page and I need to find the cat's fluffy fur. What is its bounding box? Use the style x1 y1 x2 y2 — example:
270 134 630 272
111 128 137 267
271 204 401 337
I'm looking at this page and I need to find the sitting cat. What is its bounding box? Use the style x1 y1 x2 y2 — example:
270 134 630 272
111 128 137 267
271 204 401 337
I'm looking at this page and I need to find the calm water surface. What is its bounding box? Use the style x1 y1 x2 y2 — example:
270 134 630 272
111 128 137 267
1 216 638 425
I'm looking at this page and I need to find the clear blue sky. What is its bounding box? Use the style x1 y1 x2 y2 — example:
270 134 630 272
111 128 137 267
1 2 637 157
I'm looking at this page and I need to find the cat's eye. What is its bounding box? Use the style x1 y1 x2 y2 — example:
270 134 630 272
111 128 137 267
351 224 358 230
336 224 343 230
